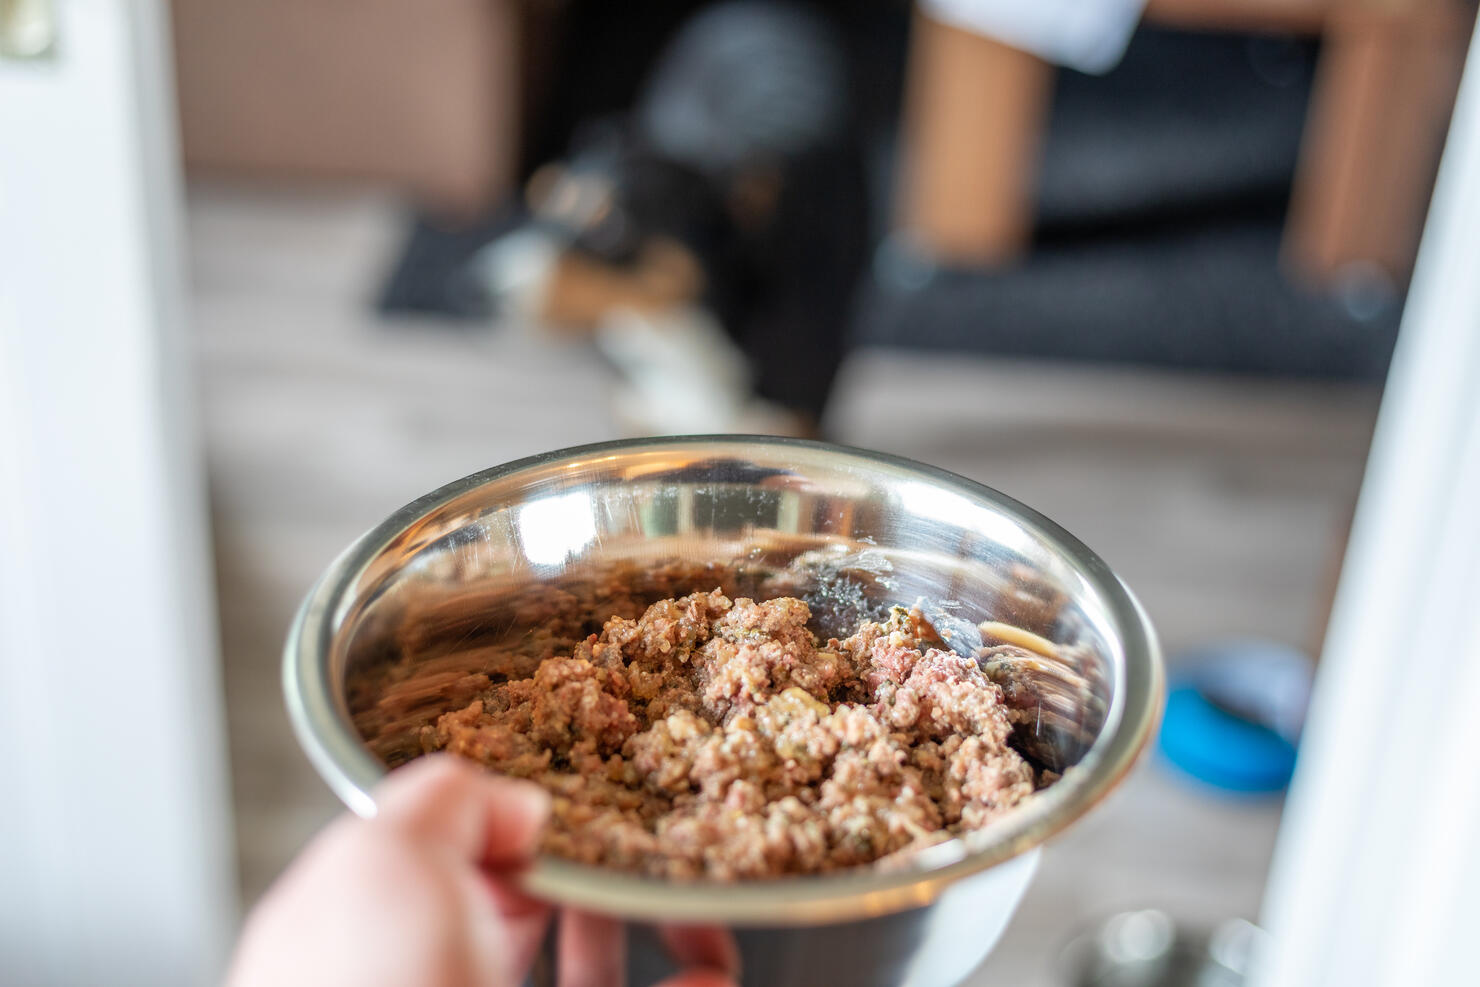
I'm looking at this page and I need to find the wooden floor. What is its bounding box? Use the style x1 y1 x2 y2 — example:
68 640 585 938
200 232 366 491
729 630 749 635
190 183 1379 985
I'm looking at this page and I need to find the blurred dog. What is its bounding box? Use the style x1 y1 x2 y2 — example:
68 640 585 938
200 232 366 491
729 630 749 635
479 2 869 436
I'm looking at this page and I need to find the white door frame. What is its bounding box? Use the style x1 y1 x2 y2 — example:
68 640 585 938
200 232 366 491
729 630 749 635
0 1 237 984
1255 17 1480 987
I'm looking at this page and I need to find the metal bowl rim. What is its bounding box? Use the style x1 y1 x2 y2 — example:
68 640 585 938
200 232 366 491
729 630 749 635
283 434 1163 925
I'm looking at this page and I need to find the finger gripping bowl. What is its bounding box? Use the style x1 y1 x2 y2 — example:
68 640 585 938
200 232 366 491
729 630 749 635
284 436 1163 987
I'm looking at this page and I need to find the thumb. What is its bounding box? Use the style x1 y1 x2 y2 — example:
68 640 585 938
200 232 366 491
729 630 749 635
372 754 550 868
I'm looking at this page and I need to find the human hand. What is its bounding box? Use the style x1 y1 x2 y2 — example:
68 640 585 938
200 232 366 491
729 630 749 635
226 755 737 987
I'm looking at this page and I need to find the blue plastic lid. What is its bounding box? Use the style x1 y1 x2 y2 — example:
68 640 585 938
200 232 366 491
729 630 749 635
1158 685 1297 793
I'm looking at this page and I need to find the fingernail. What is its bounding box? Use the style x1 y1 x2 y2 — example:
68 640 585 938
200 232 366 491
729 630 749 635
510 780 552 823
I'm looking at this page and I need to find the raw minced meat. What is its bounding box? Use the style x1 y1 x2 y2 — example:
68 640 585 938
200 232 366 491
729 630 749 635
409 589 1045 879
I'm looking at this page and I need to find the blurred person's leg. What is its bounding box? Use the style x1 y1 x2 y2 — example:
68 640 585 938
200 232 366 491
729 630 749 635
737 144 871 432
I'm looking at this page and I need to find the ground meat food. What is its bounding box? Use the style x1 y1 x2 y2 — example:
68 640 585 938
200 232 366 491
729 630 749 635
415 590 1046 879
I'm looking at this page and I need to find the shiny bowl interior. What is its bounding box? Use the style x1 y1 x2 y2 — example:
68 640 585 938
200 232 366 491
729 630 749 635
285 436 1162 925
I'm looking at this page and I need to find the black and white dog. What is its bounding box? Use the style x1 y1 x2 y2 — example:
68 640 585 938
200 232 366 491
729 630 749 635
480 2 869 435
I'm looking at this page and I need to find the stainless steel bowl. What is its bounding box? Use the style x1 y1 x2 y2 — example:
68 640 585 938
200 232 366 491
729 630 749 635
284 436 1162 987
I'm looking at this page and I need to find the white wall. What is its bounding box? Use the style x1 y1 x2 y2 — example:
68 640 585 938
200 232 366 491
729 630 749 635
0 1 237 984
